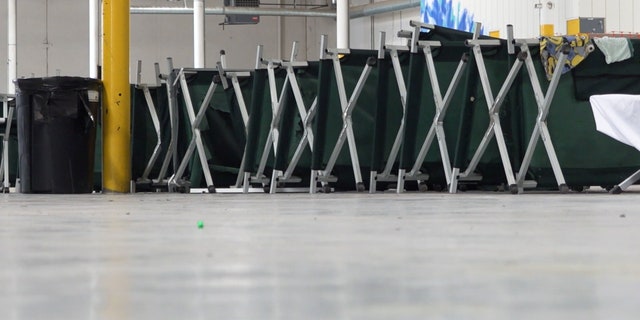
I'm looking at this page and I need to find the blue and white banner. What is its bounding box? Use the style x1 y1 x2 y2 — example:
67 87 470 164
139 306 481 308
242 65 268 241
420 0 483 34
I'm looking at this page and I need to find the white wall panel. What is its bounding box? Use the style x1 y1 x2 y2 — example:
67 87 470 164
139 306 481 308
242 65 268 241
634 0 640 32
372 12 399 46
372 4 419 47
619 0 634 32
306 16 337 59
606 0 620 32
16 1 48 80
48 1 88 77
491 0 499 30
475 1 487 30
460 0 540 38
593 0 606 19
348 0 373 49
505 0 516 34
578 0 593 17
492 0 502 33
281 17 310 59
0 3 7 93
555 0 567 34
350 16 374 50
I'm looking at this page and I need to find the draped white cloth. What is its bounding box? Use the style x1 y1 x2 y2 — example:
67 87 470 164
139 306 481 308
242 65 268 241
590 94 640 151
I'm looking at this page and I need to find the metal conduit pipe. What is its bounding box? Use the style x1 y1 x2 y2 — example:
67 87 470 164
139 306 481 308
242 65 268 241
130 6 336 17
349 0 420 19
89 0 100 78
130 0 420 18
8 0 17 94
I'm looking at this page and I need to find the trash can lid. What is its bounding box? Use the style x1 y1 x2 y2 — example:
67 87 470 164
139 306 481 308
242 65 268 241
14 76 102 93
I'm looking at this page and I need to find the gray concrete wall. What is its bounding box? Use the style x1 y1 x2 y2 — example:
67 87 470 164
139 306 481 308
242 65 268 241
0 0 418 92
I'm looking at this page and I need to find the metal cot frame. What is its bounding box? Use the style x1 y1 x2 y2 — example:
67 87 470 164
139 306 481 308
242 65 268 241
369 21 469 193
243 42 313 193
0 94 14 193
164 51 254 193
449 24 569 194
134 60 165 189
268 42 318 194
310 34 376 193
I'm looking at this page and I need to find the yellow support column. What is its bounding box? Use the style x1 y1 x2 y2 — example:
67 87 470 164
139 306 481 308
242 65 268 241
102 0 131 193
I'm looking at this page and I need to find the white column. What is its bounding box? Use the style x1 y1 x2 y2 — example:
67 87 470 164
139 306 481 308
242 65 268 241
194 0 205 68
540 0 557 36
89 0 100 78
8 0 17 94
336 0 349 50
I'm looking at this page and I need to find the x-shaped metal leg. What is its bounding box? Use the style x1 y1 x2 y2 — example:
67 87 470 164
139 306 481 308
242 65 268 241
313 53 376 193
402 43 469 191
450 40 525 194
516 42 569 193
168 70 218 193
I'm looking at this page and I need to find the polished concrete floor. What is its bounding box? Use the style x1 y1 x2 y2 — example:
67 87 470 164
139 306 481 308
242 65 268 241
1 189 639 320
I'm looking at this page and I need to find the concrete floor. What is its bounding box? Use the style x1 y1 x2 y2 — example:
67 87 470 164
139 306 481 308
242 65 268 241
1 190 639 320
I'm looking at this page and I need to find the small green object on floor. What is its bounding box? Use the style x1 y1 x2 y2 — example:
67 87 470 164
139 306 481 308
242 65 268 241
197 221 204 229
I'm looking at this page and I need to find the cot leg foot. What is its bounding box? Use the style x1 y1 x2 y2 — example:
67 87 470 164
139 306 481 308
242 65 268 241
559 184 569 194
610 185 623 194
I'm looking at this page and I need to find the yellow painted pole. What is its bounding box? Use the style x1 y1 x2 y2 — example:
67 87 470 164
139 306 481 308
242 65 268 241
102 0 131 193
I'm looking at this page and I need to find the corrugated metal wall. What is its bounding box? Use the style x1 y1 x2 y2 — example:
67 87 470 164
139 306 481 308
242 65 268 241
462 0 540 37
393 0 640 40
3 1 640 92
577 0 637 33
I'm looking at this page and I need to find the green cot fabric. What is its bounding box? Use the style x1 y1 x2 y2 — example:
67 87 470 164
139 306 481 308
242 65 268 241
243 69 267 174
399 52 426 172
273 81 296 171
272 64 319 178
369 52 409 175
173 71 248 188
130 85 171 182
311 59 333 171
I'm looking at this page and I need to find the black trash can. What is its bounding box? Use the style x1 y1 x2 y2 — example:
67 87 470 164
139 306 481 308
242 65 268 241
15 77 101 194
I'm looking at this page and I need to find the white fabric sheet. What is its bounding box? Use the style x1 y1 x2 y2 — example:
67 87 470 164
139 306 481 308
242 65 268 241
590 94 640 151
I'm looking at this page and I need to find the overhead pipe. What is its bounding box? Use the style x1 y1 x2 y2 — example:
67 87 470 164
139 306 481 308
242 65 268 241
130 6 335 17
131 0 420 19
130 0 420 18
194 0 205 67
349 0 420 19
8 0 17 94
89 0 100 78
